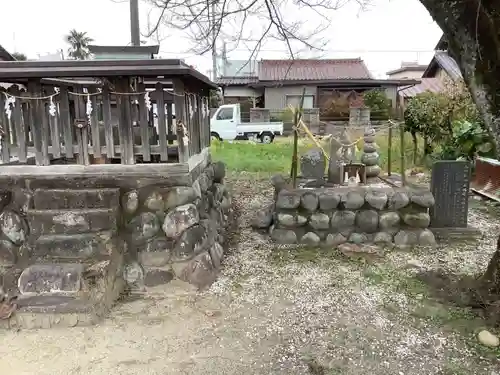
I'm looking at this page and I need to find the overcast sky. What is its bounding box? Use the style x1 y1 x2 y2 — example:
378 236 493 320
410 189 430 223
0 0 442 78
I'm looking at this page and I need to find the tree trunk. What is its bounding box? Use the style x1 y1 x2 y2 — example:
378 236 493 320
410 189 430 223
419 0 500 153
419 0 500 284
411 131 418 165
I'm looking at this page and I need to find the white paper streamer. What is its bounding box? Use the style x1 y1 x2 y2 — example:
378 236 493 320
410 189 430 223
188 95 194 119
49 97 57 117
86 94 92 122
3 95 15 120
144 92 152 111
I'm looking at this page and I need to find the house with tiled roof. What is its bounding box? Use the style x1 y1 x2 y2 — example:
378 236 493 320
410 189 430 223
398 35 462 104
216 58 418 125
422 36 462 82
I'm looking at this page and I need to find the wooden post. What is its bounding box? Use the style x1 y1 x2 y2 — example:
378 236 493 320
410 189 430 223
10 86 27 163
27 81 46 166
117 78 135 165
73 86 90 165
58 86 74 160
173 78 188 163
89 87 103 163
0 92 11 163
137 81 151 162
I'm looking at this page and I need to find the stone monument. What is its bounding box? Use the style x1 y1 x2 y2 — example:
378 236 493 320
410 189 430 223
430 160 470 228
300 148 326 180
327 137 343 184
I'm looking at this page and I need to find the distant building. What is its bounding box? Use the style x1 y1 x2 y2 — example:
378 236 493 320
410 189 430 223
88 45 159 60
220 59 257 77
216 58 418 130
398 35 462 105
386 61 427 79
37 51 64 61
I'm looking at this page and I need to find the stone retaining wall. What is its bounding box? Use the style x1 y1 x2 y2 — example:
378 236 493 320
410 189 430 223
0 160 230 328
127 161 230 289
254 183 436 248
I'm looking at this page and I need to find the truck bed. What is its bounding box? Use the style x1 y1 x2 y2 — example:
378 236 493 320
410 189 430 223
236 122 284 134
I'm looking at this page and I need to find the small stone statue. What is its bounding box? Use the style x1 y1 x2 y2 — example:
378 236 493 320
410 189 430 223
339 128 355 163
327 136 343 184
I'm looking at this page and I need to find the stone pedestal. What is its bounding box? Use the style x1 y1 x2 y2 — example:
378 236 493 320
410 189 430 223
0 160 230 329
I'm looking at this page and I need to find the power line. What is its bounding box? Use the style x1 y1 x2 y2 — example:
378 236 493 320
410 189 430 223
158 49 435 55
228 49 435 53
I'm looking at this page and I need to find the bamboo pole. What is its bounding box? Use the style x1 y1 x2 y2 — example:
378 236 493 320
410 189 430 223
290 88 306 188
388 123 392 176
400 122 406 186
290 107 299 183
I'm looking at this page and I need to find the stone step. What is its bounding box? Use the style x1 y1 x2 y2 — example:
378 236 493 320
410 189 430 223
27 208 118 236
28 232 110 260
33 188 120 210
17 263 84 296
0 295 98 329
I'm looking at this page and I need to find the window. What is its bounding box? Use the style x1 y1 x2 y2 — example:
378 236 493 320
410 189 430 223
216 107 233 120
285 95 314 109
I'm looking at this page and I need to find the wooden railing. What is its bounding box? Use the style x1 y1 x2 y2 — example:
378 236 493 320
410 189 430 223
0 77 210 166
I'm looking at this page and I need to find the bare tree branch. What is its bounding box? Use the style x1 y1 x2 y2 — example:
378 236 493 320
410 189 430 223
145 0 370 77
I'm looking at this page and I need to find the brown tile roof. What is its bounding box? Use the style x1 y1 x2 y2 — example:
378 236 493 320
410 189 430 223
422 51 462 81
215 76 258 86
398 78 444 98
258 58 372 81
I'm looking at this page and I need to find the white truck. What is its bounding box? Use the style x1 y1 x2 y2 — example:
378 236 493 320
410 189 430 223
210 104 284 143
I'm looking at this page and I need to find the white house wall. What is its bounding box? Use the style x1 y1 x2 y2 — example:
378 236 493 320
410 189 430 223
224 86 262 98
387 70 424 79
381 85 398 108
264 86 317 109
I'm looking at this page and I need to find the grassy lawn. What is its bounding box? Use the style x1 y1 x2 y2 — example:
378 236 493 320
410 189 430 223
211 132 425 176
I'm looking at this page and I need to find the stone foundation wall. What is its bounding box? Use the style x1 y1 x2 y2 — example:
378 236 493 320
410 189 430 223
125 161 230 289
255 184 436 248
0 160 229 328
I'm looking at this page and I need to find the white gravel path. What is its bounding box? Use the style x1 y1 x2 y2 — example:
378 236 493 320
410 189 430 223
0 177 499 375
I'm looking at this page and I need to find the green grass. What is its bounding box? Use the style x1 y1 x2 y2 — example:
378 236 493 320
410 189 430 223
210 133 425 176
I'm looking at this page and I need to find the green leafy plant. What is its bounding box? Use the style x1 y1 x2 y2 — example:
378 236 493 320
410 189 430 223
404 91 450 164
363 89 391 119
439 120 494 160
403 79 488 165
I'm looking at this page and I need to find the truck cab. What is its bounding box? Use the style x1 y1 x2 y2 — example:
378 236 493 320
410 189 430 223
210 104 284 143
210 104 240 141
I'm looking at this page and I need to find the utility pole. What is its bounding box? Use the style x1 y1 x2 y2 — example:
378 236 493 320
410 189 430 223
130 0 141 46
221 41 227 76
211 1 217 80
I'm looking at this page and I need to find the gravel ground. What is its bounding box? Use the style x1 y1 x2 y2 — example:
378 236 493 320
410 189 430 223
0 175 500 375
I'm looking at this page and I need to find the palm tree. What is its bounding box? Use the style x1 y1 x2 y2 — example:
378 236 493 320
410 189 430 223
65 29 94 60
